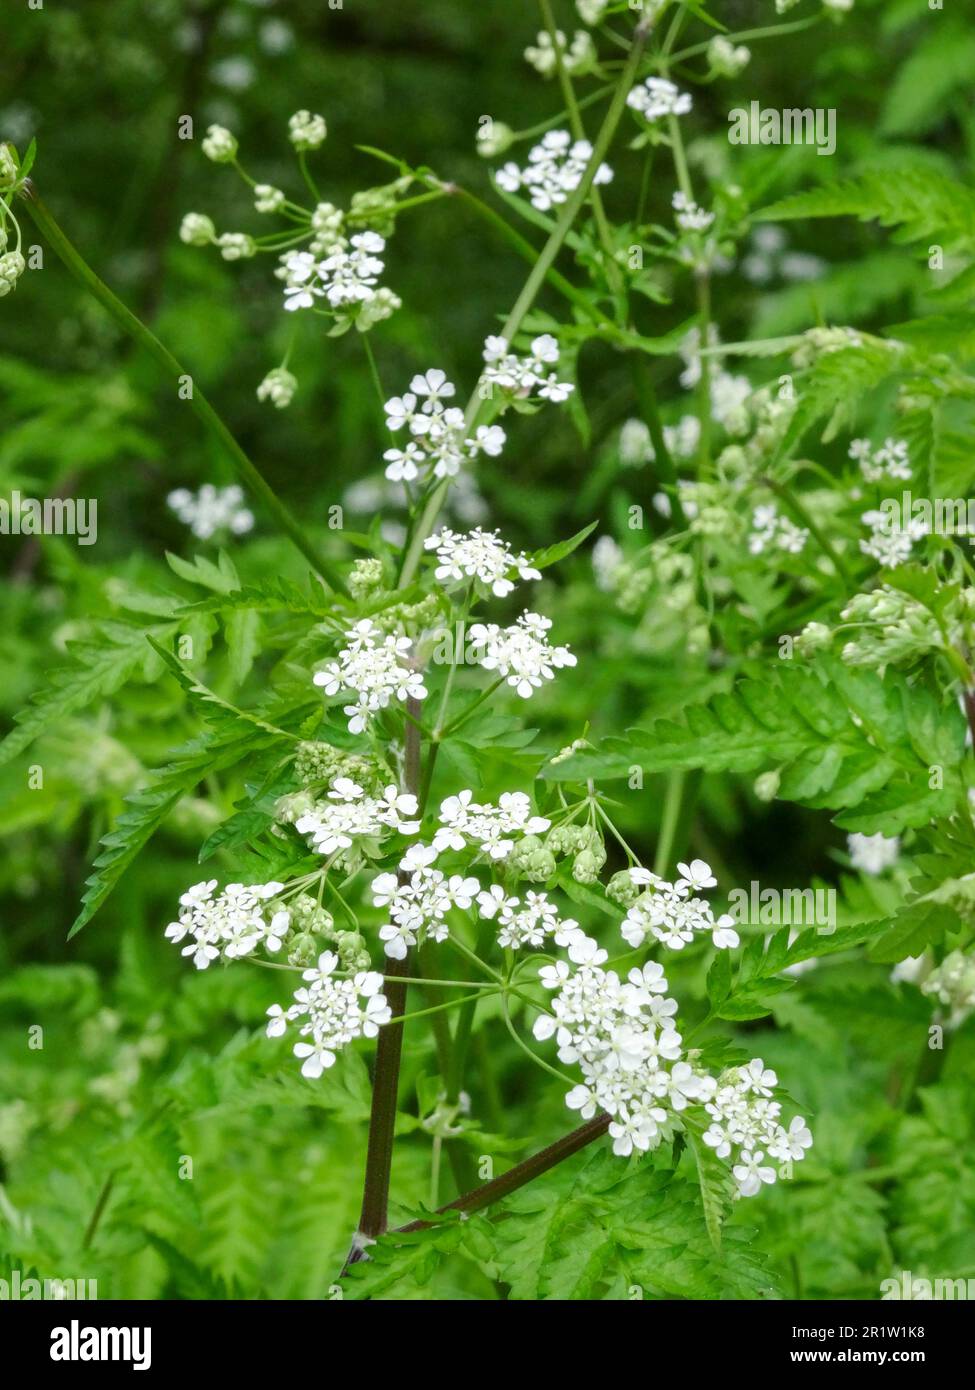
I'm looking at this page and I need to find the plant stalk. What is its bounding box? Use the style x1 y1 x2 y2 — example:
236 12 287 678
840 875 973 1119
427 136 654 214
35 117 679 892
18 181 347 593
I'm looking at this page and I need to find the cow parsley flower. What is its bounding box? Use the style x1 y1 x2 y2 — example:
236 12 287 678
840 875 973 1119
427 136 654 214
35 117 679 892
860 508 927 569
480 333 575 402
849 436 911 483
433 789 550 860
707 36 751 76
371 845 480 959
313 619 428 734
495 129 613 213
921 950 975 1028
576 0 609 22
467 611 577 698
621 861 740 951
749 504 808 556
703 1062 812 1195
165 880 289 969
268 951 390 1077
524 30 597 78
673 191 714 232
291 778 420 859
424 527 541 597
627 77 692 122
167 484 254 538
847 832 900 875
382 371 506 484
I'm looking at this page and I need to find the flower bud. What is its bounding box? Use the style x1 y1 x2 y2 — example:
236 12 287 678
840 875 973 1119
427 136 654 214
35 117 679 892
289 110 327 151
216 232 257 261
257 367 298 409
201 124 238 163
254 184 286 214
753 769 781 803
179 212 216 246
476 121 515 159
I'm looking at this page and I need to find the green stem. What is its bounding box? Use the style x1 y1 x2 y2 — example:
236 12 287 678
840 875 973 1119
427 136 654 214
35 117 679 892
18 182 347 593
761 474 853 586
654 770 685 876
397 17 652 589
630 356 686 528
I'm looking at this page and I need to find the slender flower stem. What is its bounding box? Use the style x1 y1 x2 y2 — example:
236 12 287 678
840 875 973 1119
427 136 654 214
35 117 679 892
394 1115 611 1234
396 17 653 590
18 181 347 594
630 356 686 528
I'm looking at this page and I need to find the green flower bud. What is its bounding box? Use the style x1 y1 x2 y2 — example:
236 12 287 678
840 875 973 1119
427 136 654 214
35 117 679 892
509 835 557 882
606 869 642 906
335 930 372 973
753 769 781 802
275 790 316 825
287 931 324 967
348 557 386 601
179 212 216 246
572 847 605 884
201 124 238 163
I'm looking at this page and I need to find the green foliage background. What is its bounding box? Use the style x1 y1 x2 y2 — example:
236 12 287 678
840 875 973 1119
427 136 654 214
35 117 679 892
2 0 975 1300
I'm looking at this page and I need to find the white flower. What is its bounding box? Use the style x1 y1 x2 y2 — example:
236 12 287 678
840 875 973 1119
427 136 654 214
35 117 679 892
672 191 714 232
165 880 289 969
313 619 427 735
675 858 717 892
270 952 390 1077
748 503 808 556
372 849 479 958
381 372 505 484
467 610 576 698
733 1150 777 1197
288 109 327 151
293 777 420 858
424 527 541 597
201 124 237 163
167 483 254 538
850 436 911 483
479 333 574 402
524 30 596 78
627 77 692 122
847 832 900 875
434 789 550 861
495 129 612 213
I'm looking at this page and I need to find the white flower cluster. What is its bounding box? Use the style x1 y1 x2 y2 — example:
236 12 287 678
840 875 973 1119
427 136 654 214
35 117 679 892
467 610 577 698
618 415 700 468
741 225 824 285
533 946 810 1191
313 619 427 735
481 332 574 403
921 950 975 1029
165 880 289 969
495 130 613 213
748 503 809 556
524 30 596 78
433 789 551 860
707 36 751 77
627 77 692 122
859 508 927 569
620 861 741 952
256 367 298 409
293 777 420 857
0 250 25 297
702 1061 813 1195
201 124 238 163
288 109 327 151
167 484 254 539
576 0 609 22
424 526 541 597
279 232 400 330
383 369 505 484
847 832 900 875
371 843 480 959
849 437 911 484
266 951 390 1077
673 191 714 233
